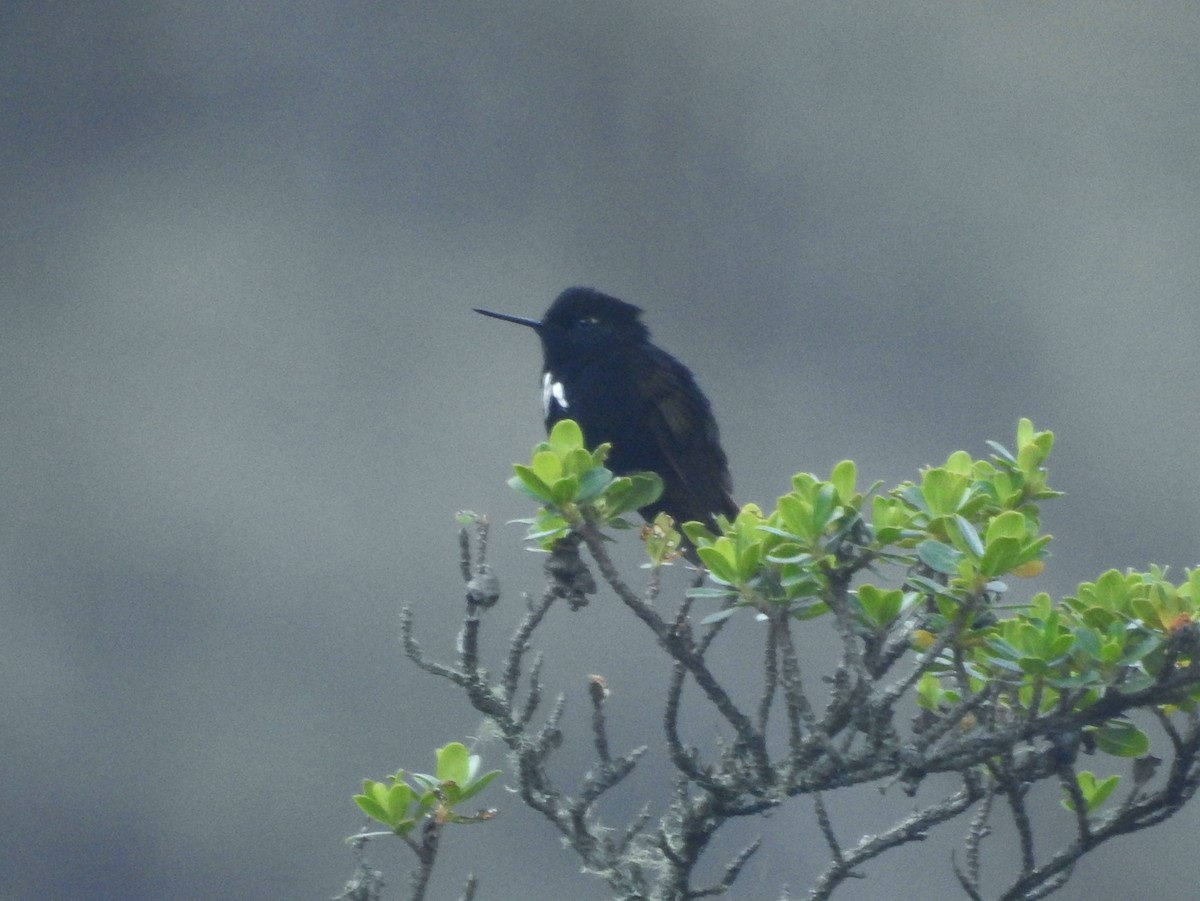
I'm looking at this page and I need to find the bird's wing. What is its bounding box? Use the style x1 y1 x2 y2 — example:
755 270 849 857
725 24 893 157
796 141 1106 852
636 347 737 525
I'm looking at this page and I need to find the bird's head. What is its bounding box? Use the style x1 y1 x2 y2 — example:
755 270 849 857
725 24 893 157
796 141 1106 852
476 287 649 367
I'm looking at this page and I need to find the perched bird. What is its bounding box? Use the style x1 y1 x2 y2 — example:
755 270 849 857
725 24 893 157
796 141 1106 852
475 287 737 534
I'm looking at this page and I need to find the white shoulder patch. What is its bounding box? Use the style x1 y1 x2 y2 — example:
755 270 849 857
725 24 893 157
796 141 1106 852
542 371 569 417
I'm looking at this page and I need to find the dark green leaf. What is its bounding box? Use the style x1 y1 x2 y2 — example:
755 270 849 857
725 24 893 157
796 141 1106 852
457 769 501 804
986 440 1017 465
686 587 739 599
575 466 613 502
1094 722 1151 757
510 467 553 502
700 607 740 625
952 515 985 559
899 485 929 513
354 794 389 823
918 540 963 575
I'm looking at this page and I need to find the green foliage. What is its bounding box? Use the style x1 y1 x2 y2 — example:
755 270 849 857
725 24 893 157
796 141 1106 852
854 584 921 631
521 421 1200 807
509 419 663 547
505 418 1200 817
353 742 500 837
684 468 860 622
642 512 684 567
354 770 436 838
678 423 1056 624
1092 720 1151 758
1063 770 1121 813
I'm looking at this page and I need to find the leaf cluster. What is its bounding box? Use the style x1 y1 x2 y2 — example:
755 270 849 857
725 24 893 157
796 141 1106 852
509 418 1200 815
361 417 1200 900
508 419 663 546
353 742 500 838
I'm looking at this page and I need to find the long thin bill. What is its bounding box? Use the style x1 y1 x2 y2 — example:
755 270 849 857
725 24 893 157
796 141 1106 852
474 308 542 329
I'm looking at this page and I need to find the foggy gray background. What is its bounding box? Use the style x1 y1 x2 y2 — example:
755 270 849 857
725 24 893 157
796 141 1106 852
5 3 1200 899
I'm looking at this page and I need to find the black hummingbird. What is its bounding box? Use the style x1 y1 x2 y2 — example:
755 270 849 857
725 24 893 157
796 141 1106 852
475 287 737 534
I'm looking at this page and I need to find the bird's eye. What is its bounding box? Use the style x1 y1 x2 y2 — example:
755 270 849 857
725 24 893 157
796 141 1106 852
577 316 600 327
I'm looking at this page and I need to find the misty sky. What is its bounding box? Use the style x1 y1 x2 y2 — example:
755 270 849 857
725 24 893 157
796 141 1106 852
4 4 1200 899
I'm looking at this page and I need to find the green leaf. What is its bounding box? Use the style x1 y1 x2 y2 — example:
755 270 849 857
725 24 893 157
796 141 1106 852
983 636 1021 661
436 742 471 785
1017 441 1046 476
777 493 811 540
410 771 437 793
1016 417 1034 448
780 569 823 592
944 450 973 475
682 520 716 547
697 542 740 585
985 510 1029 544
949 515 984 559
1072 626 1102 661
604 473 663 516
811 483 836 532
922 469 963 516
766 548 813 565
511 466 553 502
831 459 856 500
531 450 563 484
789 600 830 620
700 607 740 625
575 466 613 501
1118 632 1161 665
916 672 943 710
986 440 1017 466
1018 655 1048 675
686 587 739 599
525 519 570 542
857 584 904 627
979 536 1022 577
1064 770 1120 812
562 446 594 476
1094 722 1151 758
549 473 578 505
898 485 928 514
735 540 764 579
548 418 585 453
385 782 412 820
907 574 959 599
918 539 962 575
392 817 419 838
457 768 501 804
354 792 389 823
